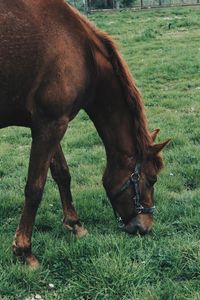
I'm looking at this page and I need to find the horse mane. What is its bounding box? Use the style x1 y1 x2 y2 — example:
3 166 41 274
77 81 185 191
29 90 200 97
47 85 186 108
96 32 152 159
64 2 152 159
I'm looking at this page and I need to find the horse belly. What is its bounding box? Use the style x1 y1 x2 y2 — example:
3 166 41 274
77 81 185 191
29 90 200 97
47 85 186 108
0 108 31 128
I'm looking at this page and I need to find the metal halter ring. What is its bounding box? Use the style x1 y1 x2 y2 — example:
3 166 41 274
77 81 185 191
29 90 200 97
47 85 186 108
130 172 140 182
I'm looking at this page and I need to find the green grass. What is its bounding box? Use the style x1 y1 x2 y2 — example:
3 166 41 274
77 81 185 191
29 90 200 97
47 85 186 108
0 6 200 300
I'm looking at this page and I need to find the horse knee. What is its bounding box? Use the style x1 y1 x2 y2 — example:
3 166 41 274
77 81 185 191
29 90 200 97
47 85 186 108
51 161 71 185
25 184 43 208
60 166 71 184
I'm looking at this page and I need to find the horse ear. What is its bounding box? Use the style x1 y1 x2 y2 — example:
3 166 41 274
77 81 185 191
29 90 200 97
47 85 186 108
148 139 171 155
150 128 160 142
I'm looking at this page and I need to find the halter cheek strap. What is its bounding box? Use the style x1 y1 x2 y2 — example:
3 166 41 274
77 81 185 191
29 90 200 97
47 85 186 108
111 162 155 226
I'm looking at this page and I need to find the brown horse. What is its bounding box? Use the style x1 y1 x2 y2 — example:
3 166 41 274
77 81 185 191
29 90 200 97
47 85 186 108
0 0 169 267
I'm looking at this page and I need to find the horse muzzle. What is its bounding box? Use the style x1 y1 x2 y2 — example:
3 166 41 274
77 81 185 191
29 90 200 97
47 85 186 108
123 214 153 235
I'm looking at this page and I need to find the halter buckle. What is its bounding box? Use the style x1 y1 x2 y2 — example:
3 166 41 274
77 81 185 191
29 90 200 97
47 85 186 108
130 172 140 182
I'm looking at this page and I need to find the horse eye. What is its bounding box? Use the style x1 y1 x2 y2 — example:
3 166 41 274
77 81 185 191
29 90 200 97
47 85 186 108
147 176 157 186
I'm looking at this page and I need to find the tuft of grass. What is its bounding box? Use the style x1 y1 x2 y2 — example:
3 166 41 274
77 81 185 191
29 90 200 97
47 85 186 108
0 6 200 300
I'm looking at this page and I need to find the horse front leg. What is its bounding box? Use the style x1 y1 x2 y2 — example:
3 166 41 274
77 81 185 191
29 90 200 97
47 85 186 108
50 144 88 237
13 116 68 268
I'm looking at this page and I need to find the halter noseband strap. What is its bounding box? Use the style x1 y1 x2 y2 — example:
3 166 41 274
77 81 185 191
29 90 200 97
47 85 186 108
111 162 155 226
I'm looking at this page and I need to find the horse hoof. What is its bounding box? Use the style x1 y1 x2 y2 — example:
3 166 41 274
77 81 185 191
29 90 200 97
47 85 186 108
13 245 40 268
73 225 88 238
63 219 88 237
25 255 40 269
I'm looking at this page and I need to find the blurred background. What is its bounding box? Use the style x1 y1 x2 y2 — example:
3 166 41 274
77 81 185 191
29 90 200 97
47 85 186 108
68 0 200 13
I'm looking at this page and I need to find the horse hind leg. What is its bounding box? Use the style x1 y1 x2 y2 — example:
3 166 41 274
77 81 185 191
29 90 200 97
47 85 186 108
50 144 88 237
13 116 68 268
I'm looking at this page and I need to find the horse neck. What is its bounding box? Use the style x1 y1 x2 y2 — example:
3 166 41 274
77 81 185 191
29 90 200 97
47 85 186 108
85 61 138 173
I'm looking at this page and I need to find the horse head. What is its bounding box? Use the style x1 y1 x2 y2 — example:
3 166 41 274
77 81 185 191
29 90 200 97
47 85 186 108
103 129 170 235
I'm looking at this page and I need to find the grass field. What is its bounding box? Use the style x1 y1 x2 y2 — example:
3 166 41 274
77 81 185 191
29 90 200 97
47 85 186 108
0 6 200 300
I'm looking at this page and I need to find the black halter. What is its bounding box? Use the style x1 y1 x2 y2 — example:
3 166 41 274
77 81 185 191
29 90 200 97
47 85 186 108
111 162 155 227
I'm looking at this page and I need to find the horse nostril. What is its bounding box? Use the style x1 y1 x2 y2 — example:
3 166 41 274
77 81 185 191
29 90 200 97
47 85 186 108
135 224 149 235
